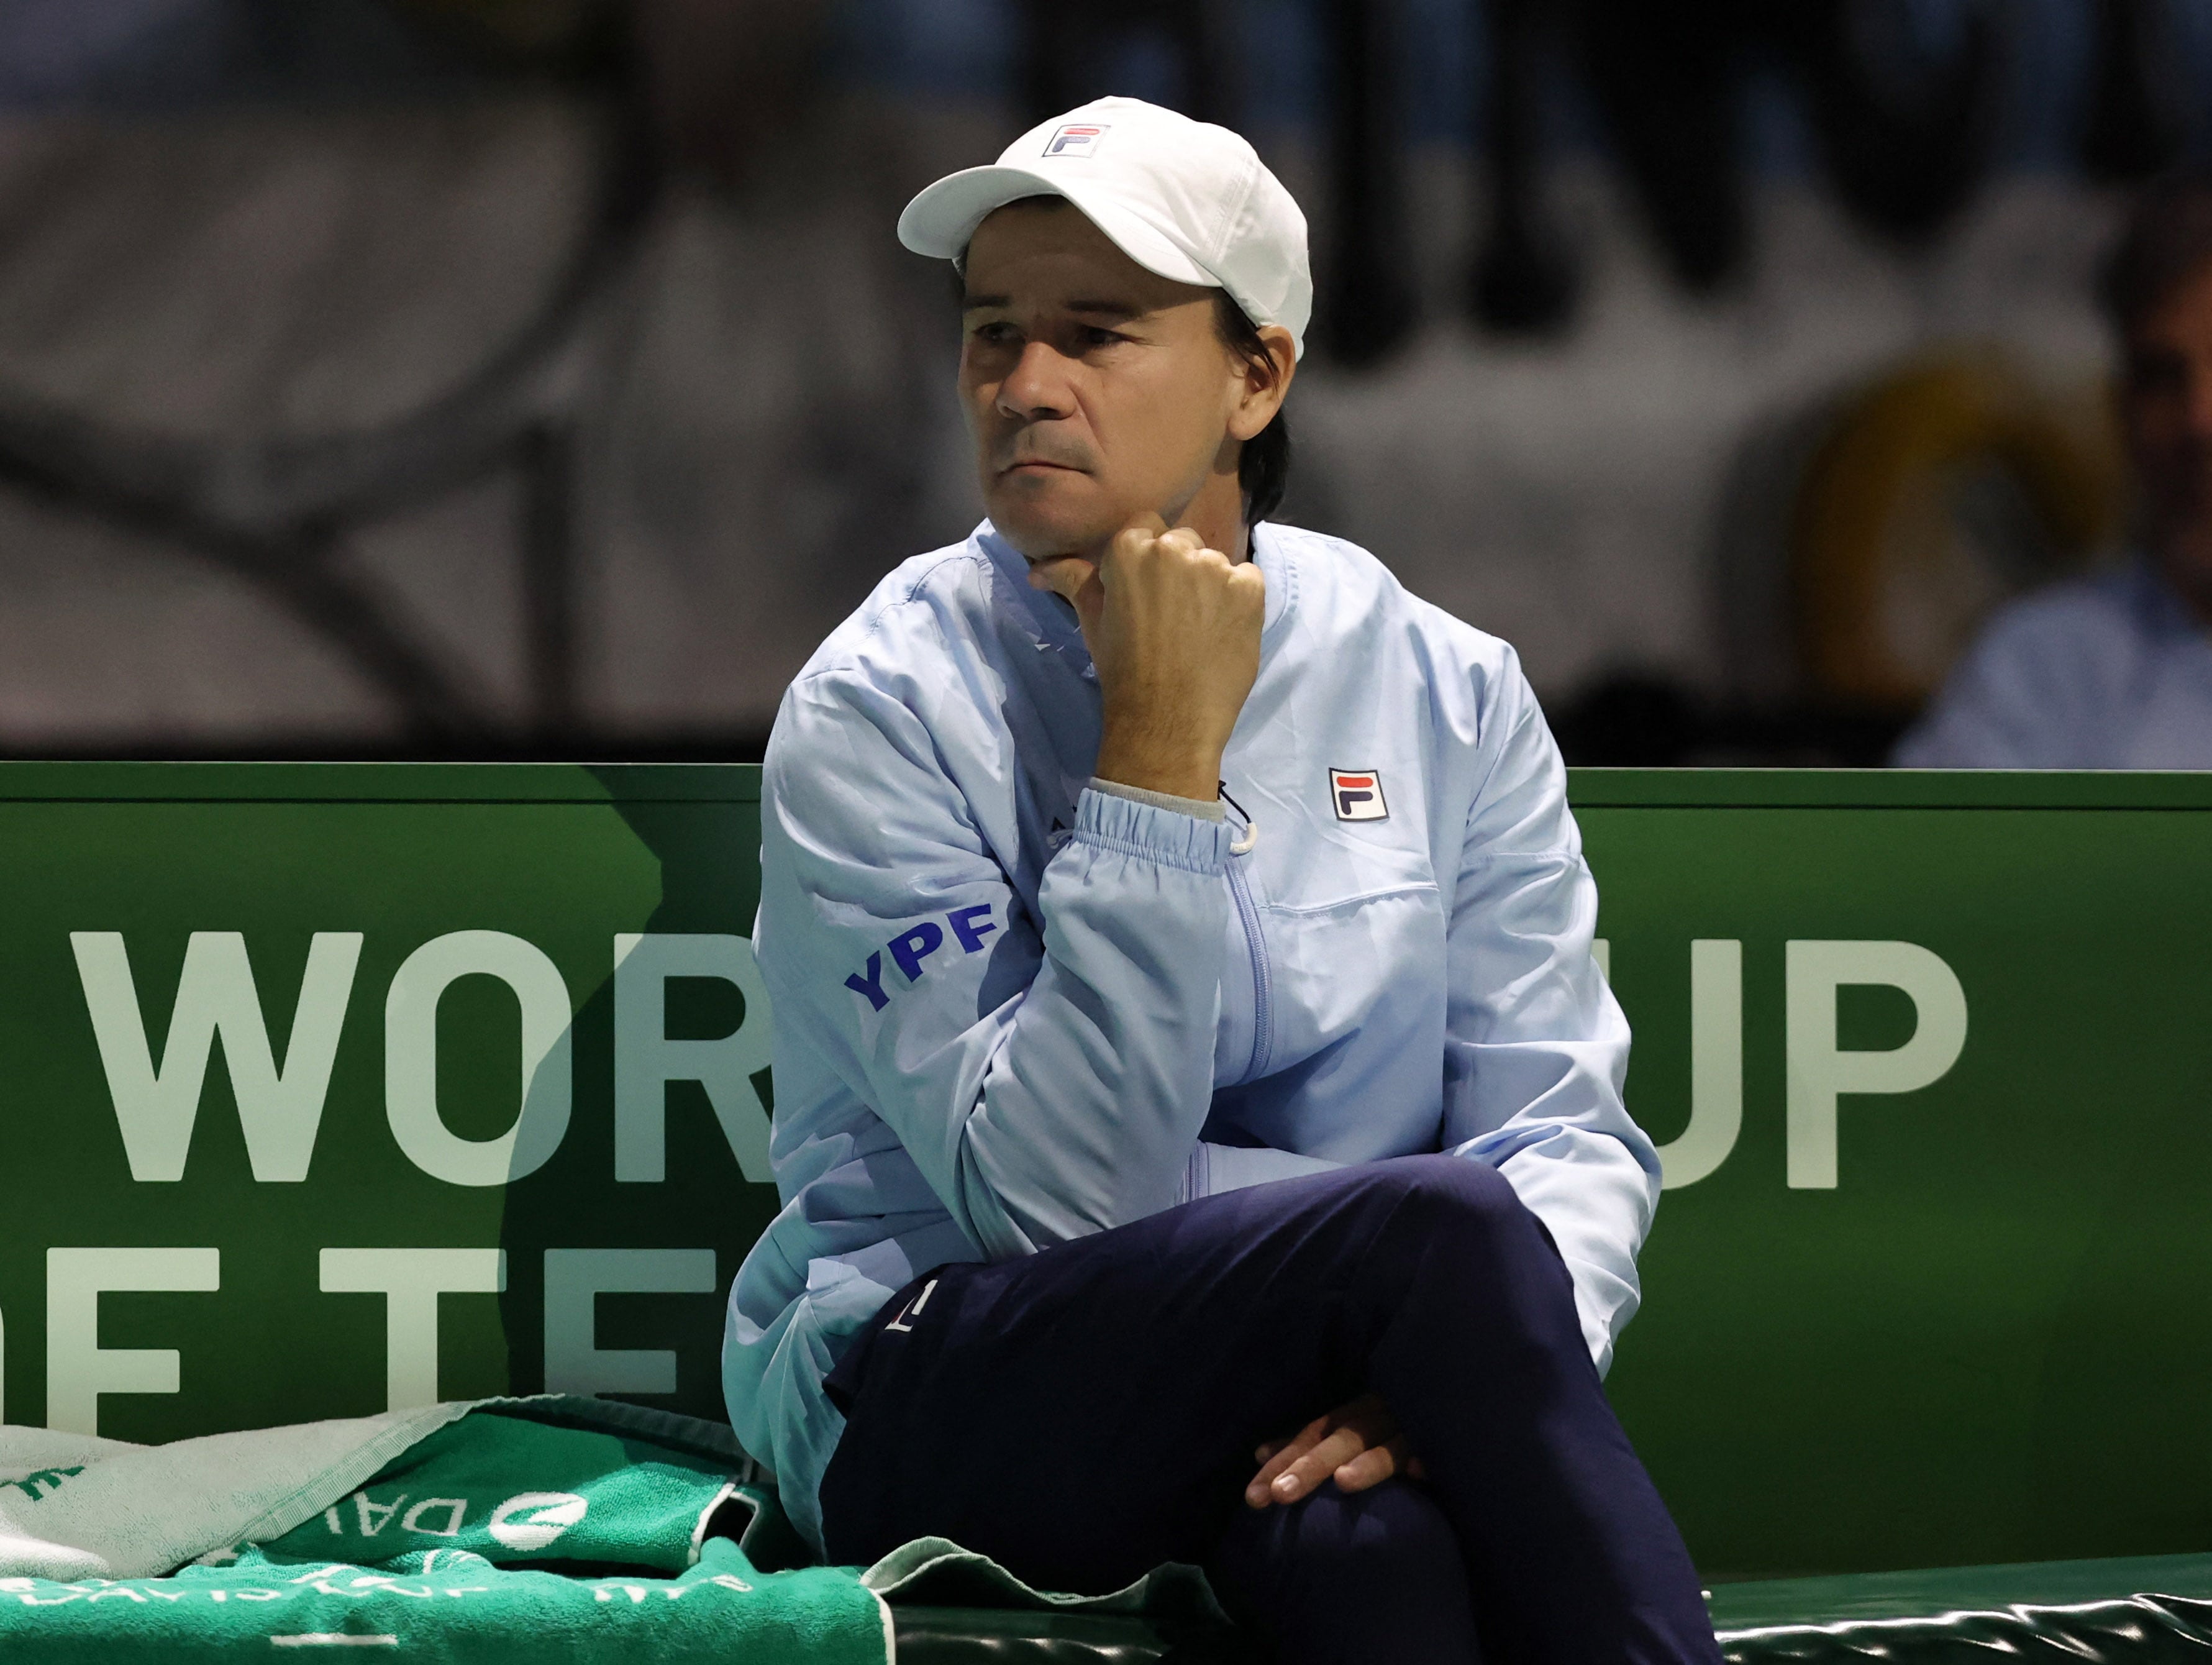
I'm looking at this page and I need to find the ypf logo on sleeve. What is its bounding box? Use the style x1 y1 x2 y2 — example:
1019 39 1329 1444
1330 769 1388 822
1044 123 1109 158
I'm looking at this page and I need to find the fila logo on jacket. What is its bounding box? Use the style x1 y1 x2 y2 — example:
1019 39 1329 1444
1329 769 1387 822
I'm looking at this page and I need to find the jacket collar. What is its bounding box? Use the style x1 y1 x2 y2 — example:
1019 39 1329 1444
976 519 1296 667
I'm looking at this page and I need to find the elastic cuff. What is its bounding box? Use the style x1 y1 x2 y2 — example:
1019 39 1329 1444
1088 776 1226 822
1073 787 1234 874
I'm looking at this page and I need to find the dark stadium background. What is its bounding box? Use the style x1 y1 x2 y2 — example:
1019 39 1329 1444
0 0 2192 764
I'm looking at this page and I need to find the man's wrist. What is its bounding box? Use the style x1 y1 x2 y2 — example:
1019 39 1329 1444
1088 777 1225 822
1093 728 1223 803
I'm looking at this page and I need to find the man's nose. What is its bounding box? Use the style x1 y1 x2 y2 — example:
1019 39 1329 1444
996 340 1077 421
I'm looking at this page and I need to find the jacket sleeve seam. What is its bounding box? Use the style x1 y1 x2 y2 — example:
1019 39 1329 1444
1461 652 1530 821
1458 847 1578 868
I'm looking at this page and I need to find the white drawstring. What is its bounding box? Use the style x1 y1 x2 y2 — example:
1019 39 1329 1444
1221 781 1259 855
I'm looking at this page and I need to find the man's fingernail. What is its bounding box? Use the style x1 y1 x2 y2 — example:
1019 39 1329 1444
1272 1475 1298 1498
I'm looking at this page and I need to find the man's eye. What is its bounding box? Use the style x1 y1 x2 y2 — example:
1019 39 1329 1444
1081 327 1124 349
970 322 1017 347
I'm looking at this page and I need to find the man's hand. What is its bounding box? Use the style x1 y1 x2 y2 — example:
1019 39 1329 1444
1245 1392 1425 1508
1029 513 1264 802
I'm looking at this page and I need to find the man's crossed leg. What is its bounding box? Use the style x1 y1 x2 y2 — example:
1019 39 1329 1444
819 1155 1721 1664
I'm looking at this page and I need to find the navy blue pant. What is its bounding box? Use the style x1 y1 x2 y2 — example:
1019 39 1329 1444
818 1156 1721 1664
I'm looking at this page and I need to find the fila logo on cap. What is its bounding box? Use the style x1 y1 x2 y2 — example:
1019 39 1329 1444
1330 769 1388 822
1044 123 1109 157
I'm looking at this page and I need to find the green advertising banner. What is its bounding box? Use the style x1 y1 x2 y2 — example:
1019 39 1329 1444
0 763 2205 1585
0 764 773 1448
1585 770 2212 1581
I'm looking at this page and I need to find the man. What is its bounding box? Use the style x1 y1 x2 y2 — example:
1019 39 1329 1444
722 96 1719 1663
1897 170 2212 768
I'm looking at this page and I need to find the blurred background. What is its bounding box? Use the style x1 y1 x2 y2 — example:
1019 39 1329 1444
0 0 2192 764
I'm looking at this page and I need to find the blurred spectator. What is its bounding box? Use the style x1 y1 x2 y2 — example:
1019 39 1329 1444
1896 171 2212 769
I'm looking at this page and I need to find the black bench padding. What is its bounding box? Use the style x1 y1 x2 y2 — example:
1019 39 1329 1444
889 1553 2212 1662
891 1605 1247 1661
1713 1553 2212 1663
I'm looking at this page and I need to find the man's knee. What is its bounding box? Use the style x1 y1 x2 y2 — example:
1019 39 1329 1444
1375 1154 1526 1238
1226 1155 1548 1303
1344 1155 1575 1296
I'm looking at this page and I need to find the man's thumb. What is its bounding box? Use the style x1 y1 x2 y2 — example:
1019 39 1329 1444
1069 564 1106 636
1027 554 1096 604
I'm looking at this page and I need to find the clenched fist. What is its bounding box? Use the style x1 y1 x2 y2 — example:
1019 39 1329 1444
1030 513 1265 801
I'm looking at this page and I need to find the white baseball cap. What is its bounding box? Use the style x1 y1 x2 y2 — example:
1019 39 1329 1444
898 96 1313 360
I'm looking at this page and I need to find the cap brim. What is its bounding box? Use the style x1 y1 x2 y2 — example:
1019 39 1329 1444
897 165 1218 291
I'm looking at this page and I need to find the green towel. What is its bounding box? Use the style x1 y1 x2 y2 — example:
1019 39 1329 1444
262 1403 742 1574
0 1405 467 1581
0 1541 887 1663
0 1402 889 1663
863 1533 1227 1625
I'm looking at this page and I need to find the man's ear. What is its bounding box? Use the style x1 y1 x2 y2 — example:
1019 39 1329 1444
1228 324 1296 442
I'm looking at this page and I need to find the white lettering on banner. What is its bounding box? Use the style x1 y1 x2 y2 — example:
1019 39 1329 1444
45 1248 221 1435
1786 940 1968 1189
543 1248 717 1396
383 933 573 1187
1575 938 1746 1190
319 1249 507 1410
1656 941 1744 1190
612 934 774 1183
71 933 362 1184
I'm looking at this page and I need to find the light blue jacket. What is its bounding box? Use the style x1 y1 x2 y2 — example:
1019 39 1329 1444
722 520 1657 1551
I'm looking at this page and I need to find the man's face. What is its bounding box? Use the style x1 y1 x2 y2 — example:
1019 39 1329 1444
2122 256 2212 601
959 200 1247 560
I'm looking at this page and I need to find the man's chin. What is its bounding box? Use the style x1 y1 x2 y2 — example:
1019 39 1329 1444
985 484 1122 562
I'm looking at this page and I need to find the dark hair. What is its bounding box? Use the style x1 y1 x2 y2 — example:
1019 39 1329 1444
2100 168 2212 337
1214 293 1292 525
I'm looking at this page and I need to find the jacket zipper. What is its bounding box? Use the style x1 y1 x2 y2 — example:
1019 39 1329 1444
1225 839 1273 1082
